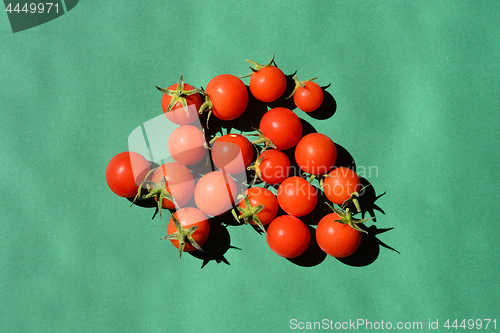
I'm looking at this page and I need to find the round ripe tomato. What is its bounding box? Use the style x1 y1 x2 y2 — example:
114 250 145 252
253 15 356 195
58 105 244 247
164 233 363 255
254 149 290 185
259 107 302 150
211 134 254 174
194 171 238 216
295 133 337 176
266 215 310 258
238 187 279 228
205 74 249 121
249 66 287 103
161 83 202 125
323 167 362 206
294 81 324 112
277 177 318 217
165 207 210 255
106 151 150 198
168 125 207 166
316 212 362 258
150 163 195 209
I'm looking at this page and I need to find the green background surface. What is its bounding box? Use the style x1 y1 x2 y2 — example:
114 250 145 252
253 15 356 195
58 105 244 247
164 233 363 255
1 1 499 332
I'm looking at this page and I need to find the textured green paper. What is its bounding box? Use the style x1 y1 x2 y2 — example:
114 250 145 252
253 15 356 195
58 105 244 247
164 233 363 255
1 1 499 332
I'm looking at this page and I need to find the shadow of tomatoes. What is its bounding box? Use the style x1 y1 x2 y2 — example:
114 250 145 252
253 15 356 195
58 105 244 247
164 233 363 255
188 216 241 268
337 225 399 267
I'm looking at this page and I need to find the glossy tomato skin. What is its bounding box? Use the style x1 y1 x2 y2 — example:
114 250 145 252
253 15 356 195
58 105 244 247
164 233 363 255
295 133 337 176
323 167 362 206
257 149 290 185
106 151 150 198
168 125 207 166
211 134 254 174
151 163 195 209
249 66 287 103
277 176 318 217
167 207 210 252
239 187 279 226
161 83 202 125
194 171 238 216
293 81 324 112
259 107 302 151
206 74 249 121
316 212 362 258
266 215 310 258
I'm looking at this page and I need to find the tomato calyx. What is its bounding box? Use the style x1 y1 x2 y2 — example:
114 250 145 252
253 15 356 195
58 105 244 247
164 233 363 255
325 181 372 214
286 74 320 99
232 195 267 233
198 89 214 128
247 154 265 186
326 203 373 234
241 54 276 78
160 215 204 258
247 128 276 153
156 75 203 115
131 169 176 219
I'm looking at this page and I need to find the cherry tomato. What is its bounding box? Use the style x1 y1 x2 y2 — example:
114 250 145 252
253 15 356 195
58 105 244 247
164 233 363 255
165 207 210 255
323 167 362 206
204 74 249 121
266 215 310 258
249 66 286 103
237 187 279 229
277 176 318 217
150 163 195 209
168 125 207 166
294 81 324 112
161 83 202 125
253 149 290 185
316 212 362 258
259 107 302 151
211 133 254 174
294 133 337 176
105 151 150 198
194 171 238 216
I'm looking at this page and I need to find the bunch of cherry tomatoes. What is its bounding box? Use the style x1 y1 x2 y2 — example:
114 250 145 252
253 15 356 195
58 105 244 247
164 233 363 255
105 56 379 262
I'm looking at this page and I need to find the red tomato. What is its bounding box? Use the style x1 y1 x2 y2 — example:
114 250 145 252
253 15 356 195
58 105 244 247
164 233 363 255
168 125 207 166
211 133 254 174
259 107 302 151
204 74 249 121
253 149 290 185
323 167 362 206
237 187 279 231
277 177 318 217
105 151 150 198
150 163 195 209
164 207 210 256
294 133 337 176
160 82 203 125
316 212 362 258
293 81 324 112
266 215 310 258
194 171 238 216
249 66 287 103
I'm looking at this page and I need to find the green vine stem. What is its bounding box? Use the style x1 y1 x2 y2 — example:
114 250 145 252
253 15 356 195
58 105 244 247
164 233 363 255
286 74 319 99
247 128 276 153
241 54 275 78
